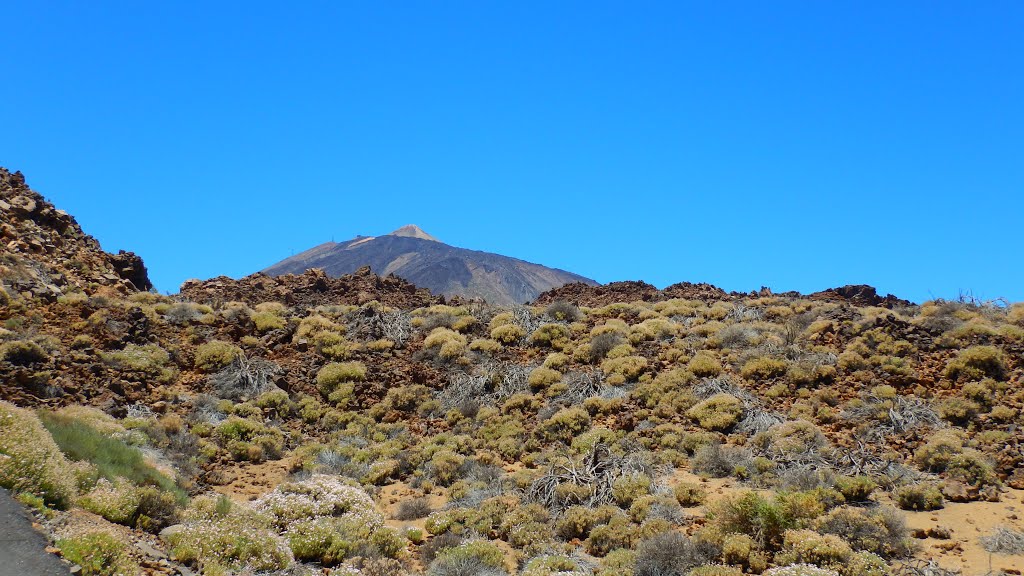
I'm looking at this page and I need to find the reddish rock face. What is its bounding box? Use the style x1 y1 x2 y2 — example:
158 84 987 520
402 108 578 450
178 267 443 309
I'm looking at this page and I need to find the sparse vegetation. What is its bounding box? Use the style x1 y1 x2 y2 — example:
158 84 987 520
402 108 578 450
3 180 1024 576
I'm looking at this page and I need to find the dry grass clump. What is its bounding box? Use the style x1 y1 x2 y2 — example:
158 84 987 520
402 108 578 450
979 526 1024 555
741 356 789 380
601 355 649 385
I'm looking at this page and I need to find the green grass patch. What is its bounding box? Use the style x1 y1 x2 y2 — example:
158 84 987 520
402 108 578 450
38 411 184 500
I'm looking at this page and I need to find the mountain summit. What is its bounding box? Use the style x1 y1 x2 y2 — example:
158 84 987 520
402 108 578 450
387 224 439 242
261 228 595 304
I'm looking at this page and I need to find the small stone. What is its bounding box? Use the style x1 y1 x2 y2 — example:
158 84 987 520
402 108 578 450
136 540 167 560
70 566 82 575
158 524 185 542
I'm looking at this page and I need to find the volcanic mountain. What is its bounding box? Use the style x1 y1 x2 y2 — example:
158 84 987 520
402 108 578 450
261 225 596 305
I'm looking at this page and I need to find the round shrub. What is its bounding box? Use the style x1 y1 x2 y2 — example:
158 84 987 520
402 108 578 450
538 407 592 443
686 394 743 431
490 323 526 344
814 505 911 559
531 323 572 350
0 340 49 366
944 346 1006 382
194 340 242 372
774 529 852 569
895 484 944 511
674 482 707 507
741 357 788 380
689 354 723 377
316 362 367 395
528 367 563 390
424 328 468 360
601 355 649 384
428 539 507 576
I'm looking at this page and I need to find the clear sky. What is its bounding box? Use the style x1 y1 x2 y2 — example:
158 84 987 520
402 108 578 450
2 2 1022 303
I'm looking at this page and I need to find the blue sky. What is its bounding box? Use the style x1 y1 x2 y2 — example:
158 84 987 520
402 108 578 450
2 2 1022 302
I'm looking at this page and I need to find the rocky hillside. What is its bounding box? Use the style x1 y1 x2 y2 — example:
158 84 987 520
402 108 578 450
2 168 1024 576
0 167 151 301
262 225 596 305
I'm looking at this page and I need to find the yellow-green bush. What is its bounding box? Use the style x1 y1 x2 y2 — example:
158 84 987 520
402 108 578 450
601 355 649 384
529 366 563 390
316 361 367 397
522 555 583 576
936 394 981 424
554 505 617 540
429 540 507 574
531 323 573 350
427 449 466 486
0 401 77 508
913 430 963 472
470 338 503 352
101 343 176 383
895 484 943 511
612 474 652 508
214 416 284 462
708 492 792 550
424 327 468 360
774 529 852 571
0 339 49 365
741 357 789 380
674 481 707 507
370 384 433 420
944 345 1006 381
814 506 911 559
689 353 723 377
686 394 743 431
252 311 287 332
77 478 141 525
491 323 526 344
194 340 242 372
538 407 592 443
585 513 635 556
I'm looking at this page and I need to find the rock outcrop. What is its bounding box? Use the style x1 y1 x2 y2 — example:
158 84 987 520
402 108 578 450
0 167 152 300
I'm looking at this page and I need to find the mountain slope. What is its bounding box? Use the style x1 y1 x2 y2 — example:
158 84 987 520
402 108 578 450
262 225 595 305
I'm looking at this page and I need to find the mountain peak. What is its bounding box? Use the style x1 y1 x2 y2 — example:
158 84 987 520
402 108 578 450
388 224 439 242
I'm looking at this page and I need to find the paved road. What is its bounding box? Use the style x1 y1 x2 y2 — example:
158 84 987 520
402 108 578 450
0 489 69 576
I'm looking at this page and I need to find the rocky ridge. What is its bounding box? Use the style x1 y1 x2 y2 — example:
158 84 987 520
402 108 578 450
0 168 151 301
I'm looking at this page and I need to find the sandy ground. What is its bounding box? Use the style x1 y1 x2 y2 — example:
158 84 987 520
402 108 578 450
899 487 1024 575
